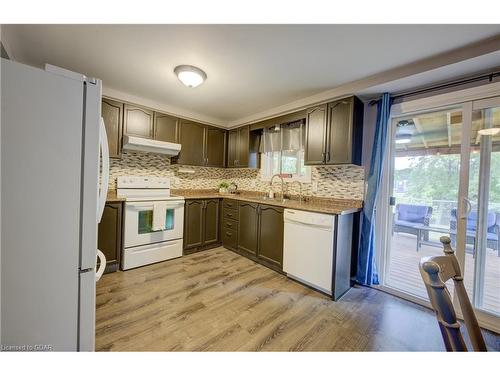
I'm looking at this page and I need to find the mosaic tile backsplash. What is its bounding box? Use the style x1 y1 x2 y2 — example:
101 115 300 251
109 151 365 200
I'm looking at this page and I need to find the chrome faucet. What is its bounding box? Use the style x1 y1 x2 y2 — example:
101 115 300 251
270 174 285 201
288 180 303 202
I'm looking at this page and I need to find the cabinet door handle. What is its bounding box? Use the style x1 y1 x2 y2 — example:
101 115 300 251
326 151 330 162
321 152 326 163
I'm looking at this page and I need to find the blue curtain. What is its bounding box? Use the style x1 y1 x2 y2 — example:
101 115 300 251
356 93 392 286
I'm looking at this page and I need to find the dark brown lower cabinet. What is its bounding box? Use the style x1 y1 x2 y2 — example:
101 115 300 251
203 199 220 246
184 200 204 250
97 202 123 273
221 199 284 272
221 221 238 249
183 199 221 254
257 205 284 268
237 202 259 255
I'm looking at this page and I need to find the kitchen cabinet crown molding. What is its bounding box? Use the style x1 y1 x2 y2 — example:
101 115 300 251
102 87 227 129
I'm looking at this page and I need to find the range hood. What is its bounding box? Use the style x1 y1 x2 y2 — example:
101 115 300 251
122 135 181 156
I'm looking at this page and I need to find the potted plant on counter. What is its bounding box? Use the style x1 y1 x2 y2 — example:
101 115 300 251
218 181 229 194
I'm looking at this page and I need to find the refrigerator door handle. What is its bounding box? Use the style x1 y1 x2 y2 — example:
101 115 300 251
97 117 110 223
95 249 106 282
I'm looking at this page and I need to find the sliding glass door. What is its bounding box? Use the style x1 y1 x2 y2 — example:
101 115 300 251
383 106 464 299
464 98 500 317
379 94 500 330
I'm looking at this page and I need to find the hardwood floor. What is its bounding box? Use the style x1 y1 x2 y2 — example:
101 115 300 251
95 247 499 351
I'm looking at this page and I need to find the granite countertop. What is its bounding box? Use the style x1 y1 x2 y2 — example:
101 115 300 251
106 190 126 202
172 189 363 215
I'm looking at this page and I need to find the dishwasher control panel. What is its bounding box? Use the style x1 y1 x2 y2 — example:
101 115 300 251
284 209 334 228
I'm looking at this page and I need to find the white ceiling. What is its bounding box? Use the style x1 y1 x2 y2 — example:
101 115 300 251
3 24 500 126
357 50 500 99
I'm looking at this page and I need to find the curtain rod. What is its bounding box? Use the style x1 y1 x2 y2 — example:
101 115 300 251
369 70 500 106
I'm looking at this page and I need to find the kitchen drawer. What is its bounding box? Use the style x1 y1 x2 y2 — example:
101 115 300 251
222 227 238 249
223 207 238 221
222 218 238 231
223 199 238 210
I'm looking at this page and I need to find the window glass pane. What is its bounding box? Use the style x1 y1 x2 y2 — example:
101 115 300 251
387 108 463 299
465 105 500 316
272 151 280 175
262 126 309 180
299 151 307 176
282 150 298 174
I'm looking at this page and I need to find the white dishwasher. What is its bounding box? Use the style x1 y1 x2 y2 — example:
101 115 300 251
283 209 336 295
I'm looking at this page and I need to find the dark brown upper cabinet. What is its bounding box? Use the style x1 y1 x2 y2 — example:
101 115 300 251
257 205 284 268
176 120 226 167
238 126 250 167
227 129 238 167
227 125 251 168
177 120 206 166
154 112 178 143
123 104 154 139
305 96 364 166
304 104 328 165
101 98 123 159
205 127 226 167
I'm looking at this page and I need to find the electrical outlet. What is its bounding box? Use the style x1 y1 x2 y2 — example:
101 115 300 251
312 181 318 193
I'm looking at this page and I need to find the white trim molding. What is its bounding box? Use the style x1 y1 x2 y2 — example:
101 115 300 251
391 81 500 117
102 86 228 129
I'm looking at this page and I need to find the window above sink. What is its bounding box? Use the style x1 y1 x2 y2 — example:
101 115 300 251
260 120 311 183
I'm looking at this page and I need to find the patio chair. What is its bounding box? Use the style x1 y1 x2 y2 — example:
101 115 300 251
450 209 500 257
419 236 487 351
393 203 433 243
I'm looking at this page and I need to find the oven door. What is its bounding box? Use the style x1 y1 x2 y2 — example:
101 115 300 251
124 200 184 248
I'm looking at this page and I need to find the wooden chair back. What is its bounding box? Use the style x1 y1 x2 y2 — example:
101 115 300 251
419 236 487 351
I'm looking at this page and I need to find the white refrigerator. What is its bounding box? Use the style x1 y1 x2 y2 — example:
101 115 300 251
0 58 109 351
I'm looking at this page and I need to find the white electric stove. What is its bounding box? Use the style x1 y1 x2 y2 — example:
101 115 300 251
117 176 184 270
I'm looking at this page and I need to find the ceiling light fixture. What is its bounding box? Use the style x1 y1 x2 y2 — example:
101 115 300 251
174 65 207 88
